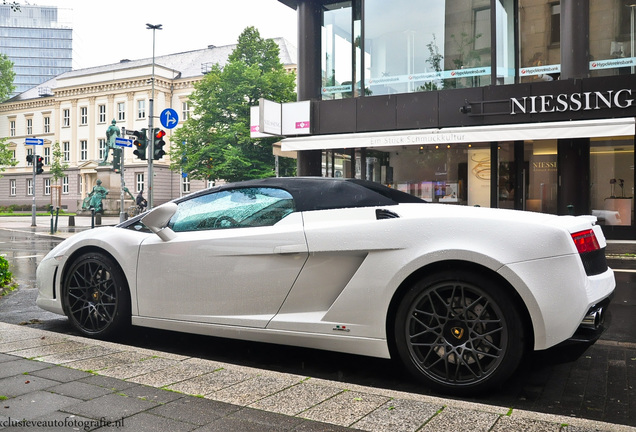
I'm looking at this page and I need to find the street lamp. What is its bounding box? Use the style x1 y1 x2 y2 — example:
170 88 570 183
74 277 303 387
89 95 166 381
146 23 162 209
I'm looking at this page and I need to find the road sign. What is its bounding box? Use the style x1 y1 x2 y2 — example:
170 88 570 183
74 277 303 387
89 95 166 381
25 138 44 145
160 108 179 129
115 137 133 147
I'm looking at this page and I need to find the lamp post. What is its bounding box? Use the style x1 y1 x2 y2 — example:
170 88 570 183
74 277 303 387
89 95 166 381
146 23 162 209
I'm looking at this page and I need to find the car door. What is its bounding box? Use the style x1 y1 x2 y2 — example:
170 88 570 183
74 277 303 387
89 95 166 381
136 187 308 328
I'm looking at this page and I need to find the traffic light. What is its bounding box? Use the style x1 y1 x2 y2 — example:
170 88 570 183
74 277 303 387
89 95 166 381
26 154 33 164
112 147 122 172
153 129 166 160
35 156 44 174
132 128 148 160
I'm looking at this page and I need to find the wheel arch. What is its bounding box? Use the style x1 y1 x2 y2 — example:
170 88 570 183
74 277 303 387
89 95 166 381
385 259 534 360
60 246 132 316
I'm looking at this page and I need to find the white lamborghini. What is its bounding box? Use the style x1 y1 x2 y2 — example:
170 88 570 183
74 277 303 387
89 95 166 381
36 177 615 394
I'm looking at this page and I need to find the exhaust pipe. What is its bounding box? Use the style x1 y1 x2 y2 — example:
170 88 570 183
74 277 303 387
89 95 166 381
581 306 604 330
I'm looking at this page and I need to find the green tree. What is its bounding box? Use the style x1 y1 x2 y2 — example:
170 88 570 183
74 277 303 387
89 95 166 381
0 54 15 103
0 138 17 178
49 141 69 207
171 27 297 183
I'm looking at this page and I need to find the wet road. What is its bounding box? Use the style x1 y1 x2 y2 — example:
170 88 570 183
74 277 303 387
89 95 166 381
0 228 634 426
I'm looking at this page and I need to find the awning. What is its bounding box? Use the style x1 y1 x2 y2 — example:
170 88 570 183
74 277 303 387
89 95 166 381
281 118 635 151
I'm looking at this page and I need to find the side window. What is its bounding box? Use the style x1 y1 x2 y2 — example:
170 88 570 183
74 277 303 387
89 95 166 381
169 187 295 232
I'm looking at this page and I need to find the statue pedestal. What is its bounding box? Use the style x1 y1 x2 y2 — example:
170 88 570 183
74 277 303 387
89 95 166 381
77 166 134 216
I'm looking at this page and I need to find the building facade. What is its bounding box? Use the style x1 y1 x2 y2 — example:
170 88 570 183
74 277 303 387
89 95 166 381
278 0 636 239
0 39 297 213
0 4 72 96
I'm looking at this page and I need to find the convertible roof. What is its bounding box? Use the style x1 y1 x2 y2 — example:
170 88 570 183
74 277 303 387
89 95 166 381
202 177 424 212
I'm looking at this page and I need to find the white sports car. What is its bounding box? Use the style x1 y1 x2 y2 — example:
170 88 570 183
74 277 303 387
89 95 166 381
36 177 615 394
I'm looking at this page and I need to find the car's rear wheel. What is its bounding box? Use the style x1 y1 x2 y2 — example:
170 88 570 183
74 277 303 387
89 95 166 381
62 252 130 338
394 269 526 395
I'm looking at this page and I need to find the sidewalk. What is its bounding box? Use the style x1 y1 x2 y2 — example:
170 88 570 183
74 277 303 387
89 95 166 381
1 322 633 432
1 215 635 431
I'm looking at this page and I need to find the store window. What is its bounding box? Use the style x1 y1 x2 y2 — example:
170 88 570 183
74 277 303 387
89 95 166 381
590 137 634 226
590 0 636 77
519 0 561 82
382 143 492 207
524 140 558 214
321 1 358 99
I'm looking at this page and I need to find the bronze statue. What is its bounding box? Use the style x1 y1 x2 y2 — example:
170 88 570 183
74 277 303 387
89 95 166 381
101 119 120 165
82 179 109 213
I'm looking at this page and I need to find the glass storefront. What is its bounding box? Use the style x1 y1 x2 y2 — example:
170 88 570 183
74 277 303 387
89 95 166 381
322 0 493 99
590 0 636 77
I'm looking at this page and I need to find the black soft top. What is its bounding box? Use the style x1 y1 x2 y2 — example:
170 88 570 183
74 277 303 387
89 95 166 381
188 177 424 212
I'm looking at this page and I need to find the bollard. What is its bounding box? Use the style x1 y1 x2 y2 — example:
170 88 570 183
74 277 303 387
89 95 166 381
95 213 102 226
54 207 59 233
91 209 95 229
49 205 54 235
68 215 75 227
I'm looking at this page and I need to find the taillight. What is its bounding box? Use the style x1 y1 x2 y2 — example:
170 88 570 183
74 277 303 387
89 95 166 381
571 229 600 253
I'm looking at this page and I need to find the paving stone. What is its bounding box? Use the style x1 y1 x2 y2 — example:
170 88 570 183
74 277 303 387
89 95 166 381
112 412 197 432
301 390 390 427
213 374 302 406
251 381 343 416
28 364 92 382
166 368 251 396
419 406 500 432
63 350 150 372
351 398 441 432
118 383 185 404
76 373 140 392
0 374 60 397
47 380 115 400
0 358 49 379
97 356 180 379
0 390 82 420
148 395 240 426
128 361 222 388
37 344 120 364
490 415 561 432
62 392 161 422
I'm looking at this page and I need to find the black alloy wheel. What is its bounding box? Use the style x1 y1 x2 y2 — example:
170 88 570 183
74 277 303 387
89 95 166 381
394 270 526 394
62 252 130 338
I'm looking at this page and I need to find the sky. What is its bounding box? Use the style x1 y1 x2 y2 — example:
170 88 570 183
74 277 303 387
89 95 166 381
25 0 298 70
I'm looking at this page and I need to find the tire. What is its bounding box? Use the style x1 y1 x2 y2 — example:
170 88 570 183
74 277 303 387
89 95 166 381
394 269 526 395
62 252 130 338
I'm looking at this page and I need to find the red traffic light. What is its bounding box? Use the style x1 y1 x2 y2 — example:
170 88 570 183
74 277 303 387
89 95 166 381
155 130 166 139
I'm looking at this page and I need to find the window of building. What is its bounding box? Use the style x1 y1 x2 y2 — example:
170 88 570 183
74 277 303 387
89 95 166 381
62 176 69 194
98 104 106 123
44 178 51 196
80 140 88 161
63 141 70 162
136 173 145 193
44 146 50 165
590 0 636 77
117 102 125 121
9 120 15 137
98 138 106 161
550 3 561 45
63 109 70 127
10 179 16 196
519 0 561 82
182 101 191 120
182 175 190 194
27 179 33 196
26 118 32 135
590 137 634 226
137 100 146 119
80 106 88 125
321 0 492 99
44 116 50 133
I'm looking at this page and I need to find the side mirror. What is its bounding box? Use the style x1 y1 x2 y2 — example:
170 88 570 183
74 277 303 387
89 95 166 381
141 202 178 241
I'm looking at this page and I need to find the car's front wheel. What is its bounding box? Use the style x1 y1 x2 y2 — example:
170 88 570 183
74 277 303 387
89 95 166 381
62 252 130 338
394 270 526 394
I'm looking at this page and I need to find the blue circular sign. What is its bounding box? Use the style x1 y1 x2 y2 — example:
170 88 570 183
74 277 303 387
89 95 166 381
160 108 179 129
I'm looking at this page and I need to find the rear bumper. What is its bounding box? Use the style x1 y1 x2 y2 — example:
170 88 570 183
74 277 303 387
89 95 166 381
563 294 613 344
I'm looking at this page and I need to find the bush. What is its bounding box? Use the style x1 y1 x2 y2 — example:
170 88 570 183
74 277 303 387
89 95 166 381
0 255 12 288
